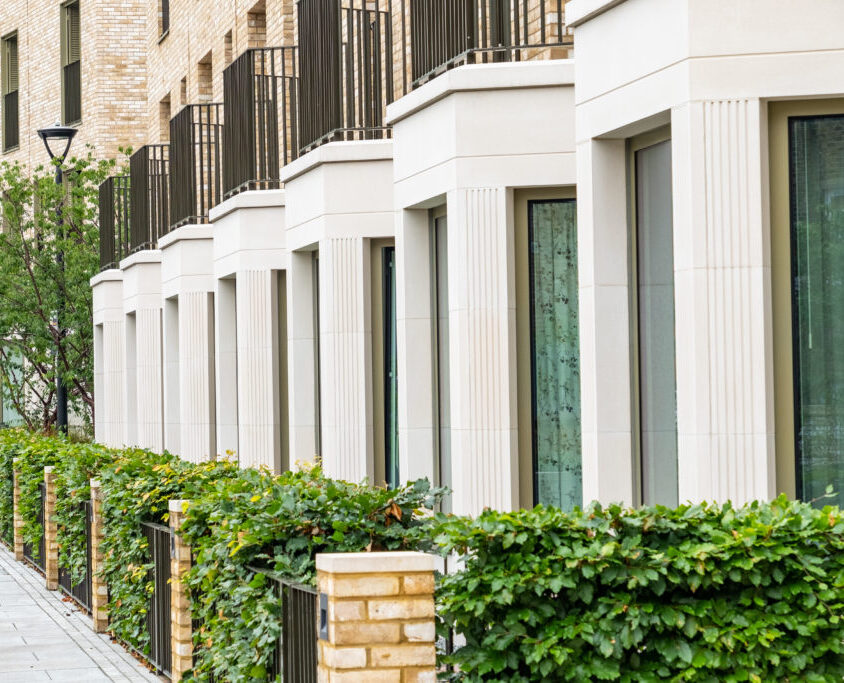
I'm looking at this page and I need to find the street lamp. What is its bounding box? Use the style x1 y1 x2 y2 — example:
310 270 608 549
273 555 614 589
37 122 77 435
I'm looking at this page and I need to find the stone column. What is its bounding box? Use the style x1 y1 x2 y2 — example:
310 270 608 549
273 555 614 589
43 466 59 590
169 500 193 681
318 237 374 483
12 463 23 561
89 479 108 633
445 187 519 515
316 552 436 682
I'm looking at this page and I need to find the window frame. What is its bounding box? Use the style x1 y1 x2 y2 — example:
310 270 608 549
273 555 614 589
60 0 82 126
514 186 578 509
769 98 844 501
1 30 19 153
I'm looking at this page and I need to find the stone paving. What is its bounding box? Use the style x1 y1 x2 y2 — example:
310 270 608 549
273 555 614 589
0 543 164 682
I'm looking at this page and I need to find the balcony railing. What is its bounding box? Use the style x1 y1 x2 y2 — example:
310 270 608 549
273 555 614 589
298 0 393 153
223 47 299 199
98 175 130 271
407 0 572 88
2 90 18 151
129 144 169 252
169 103 224 229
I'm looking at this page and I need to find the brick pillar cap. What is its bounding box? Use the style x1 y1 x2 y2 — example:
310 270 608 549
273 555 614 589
317 551 435 574
169 499 190 513
90 479 101 488
44 466 55 474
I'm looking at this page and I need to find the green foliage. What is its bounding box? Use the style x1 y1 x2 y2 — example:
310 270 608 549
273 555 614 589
435 499 844 682
53 439 116 583
99 450 238 653
0 150 117 431
0 429 30 544
180 465 445 682
11 431 63 556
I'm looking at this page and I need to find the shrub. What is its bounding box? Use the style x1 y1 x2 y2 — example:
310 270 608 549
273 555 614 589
0 429 24 544
435 499 844 682
180 466 445 682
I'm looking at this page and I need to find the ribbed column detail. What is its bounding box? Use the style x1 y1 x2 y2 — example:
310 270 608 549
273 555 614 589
178 291 216 463
236 270 279 470
319 238 373 483
449 188 518 515
102 320 125 449
674 99 774 505
135 308 164 452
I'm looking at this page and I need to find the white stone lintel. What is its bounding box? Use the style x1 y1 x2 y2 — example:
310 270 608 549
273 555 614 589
209 189 286 223
280 140 393 184
158 224 215 250
90 268 123 287
566 0 629 28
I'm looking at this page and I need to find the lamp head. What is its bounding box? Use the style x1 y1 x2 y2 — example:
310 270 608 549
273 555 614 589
37 122 77 161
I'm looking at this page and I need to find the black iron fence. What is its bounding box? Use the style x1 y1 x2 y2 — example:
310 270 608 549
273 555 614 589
22 482 45 572
223 47 299 198
298 0 394 153
58 500 92 613
408 0 571 88
169 103 224 229
247 568 319 682
141 521 172 678
98 175 131 271
2 90 18 151
129 144 169 252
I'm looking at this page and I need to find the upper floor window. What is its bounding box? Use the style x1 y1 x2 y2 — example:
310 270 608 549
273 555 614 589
61 0 81 125
159 0 170 39
1 31 19 151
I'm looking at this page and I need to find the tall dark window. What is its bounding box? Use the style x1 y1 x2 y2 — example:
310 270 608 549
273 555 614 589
431 214 451 508
1 32 18 151
634 138 678 507
789 114 844 507
528 199 581 509
383 247 399 487
61 0 81 125
160 0 170 38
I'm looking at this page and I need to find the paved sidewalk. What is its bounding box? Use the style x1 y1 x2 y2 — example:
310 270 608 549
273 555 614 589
0 543 164 682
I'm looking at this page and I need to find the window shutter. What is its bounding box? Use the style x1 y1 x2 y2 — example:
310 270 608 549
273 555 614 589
62 2 80 67
8 37 18 92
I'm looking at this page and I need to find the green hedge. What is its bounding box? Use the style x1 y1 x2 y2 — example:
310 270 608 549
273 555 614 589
435 500 844 682
0 429 21 544
179 465 445 681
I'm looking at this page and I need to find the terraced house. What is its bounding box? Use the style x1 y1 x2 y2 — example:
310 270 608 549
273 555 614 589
81 0 844 515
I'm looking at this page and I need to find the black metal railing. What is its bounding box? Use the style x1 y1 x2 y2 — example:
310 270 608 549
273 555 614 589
63 61 82 124
298 0 393 153
408 0 571 88
141 521 172 678
223 47 299 198
129 144 169 252
58 500 92 613
98 175 131 271
169 103 224 229
23 482 45 572
247 568 318 682
2 90 18 151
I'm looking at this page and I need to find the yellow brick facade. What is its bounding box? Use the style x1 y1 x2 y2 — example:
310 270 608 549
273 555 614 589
0 0 147 169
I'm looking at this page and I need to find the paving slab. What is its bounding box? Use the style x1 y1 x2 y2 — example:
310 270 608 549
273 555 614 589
0 543 165 682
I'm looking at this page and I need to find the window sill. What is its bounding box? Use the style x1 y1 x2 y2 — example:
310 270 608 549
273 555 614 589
158 29 170 44
1 145 20 155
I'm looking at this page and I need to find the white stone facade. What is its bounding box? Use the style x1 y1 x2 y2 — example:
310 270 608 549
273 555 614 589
91 0 844 514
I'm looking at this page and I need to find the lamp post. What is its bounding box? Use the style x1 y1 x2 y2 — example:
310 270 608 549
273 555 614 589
37 122 77 435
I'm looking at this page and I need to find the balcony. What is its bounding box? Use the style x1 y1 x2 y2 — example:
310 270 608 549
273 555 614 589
298 0 394 153
98 175 130 271
407 0 572 88
223 47 299 199
129 144 169 252
169 103 224 229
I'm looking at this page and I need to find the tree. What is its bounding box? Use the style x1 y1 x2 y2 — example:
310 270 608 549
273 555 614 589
0 148 116 432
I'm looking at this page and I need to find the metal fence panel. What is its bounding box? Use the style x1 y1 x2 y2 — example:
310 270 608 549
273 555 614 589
223 47 299 198
141 521 172 678
129 144 169 252
98 175 131 271
169 103 224 230
58 500 92 613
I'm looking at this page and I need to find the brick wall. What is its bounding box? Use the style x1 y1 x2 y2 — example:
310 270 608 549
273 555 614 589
0 0 148 169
